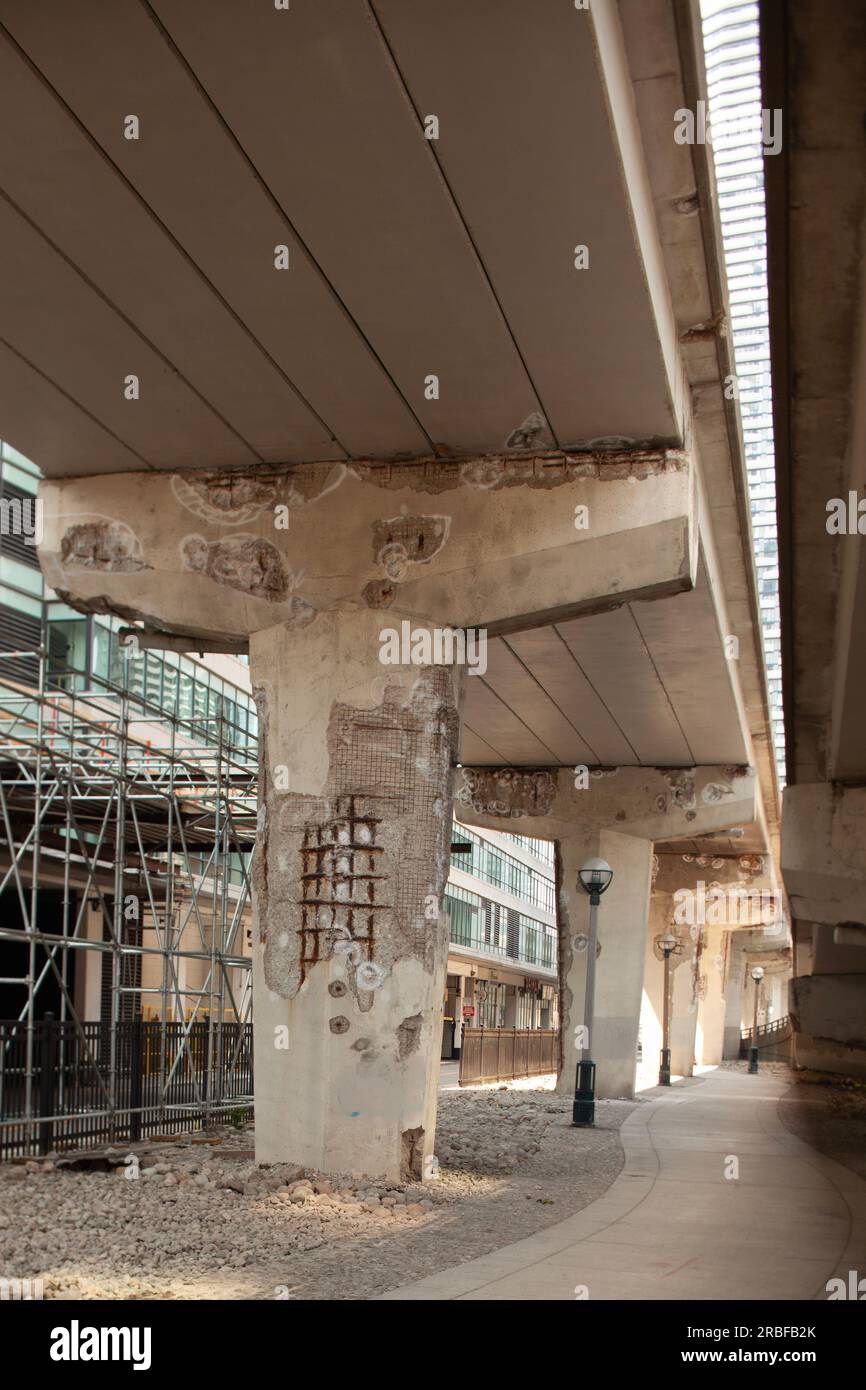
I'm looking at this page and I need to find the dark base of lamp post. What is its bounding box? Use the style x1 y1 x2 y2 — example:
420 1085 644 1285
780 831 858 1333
659 1048 672 1086
572 1059 596 1126
748 1046 759 1074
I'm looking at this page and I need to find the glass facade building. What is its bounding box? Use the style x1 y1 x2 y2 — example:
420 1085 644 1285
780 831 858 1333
0 438 258 754
444 822 558 1043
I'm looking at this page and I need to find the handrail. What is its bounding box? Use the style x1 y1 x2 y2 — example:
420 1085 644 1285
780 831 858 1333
740 1014 791 1041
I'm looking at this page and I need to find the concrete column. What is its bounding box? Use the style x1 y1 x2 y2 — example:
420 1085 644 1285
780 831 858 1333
453 976 464 1056
639 887 696 1083
557 827 653 1098
722 931 749 1058
74 899 104 1023
646 852 783 1066
721 928 783 1057
638 891 668 1084
249 607 463 1182
695 923 729 1066
670 945 697 1078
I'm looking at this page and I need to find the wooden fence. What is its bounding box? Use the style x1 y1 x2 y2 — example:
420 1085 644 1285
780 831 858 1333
459 1027 559 1086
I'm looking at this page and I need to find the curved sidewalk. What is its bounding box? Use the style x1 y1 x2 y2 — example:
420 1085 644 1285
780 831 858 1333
380 1067 866 1300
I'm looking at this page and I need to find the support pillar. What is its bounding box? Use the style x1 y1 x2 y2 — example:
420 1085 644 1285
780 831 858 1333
647 851 783 1067
557 829 653 1098
695 923 729 1067
669 950 697 1079
250 608 463 1182
639 886 695 1085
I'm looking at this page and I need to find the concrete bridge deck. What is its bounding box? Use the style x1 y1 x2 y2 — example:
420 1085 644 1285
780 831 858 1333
380 1068 866 1301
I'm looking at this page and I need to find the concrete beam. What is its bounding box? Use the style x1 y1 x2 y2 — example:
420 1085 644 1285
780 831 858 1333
38 451 694 643
251 608 464 1182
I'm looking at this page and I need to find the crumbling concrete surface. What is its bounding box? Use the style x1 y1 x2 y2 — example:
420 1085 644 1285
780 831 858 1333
250 610 465 1182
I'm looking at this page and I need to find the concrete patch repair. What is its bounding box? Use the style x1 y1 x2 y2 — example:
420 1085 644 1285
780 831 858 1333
0 0 862 1365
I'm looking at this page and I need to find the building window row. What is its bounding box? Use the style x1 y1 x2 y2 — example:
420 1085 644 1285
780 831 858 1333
444 883 556 971
450 826 555 914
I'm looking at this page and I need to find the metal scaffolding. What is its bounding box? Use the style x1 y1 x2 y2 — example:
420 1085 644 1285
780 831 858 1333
0 645 257 1157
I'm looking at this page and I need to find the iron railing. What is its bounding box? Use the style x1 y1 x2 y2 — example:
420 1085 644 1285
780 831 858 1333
739 1014 792 1060
0 1014 253 1159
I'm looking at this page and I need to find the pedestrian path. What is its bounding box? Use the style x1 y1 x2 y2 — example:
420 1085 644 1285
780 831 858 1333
381 1067 866 1300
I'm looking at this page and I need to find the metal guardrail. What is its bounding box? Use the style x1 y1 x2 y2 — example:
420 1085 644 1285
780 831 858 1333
739 1014 792 1060
458 1027 558 1086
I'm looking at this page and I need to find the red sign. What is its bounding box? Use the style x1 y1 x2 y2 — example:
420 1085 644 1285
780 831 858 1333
462 1005 475 1018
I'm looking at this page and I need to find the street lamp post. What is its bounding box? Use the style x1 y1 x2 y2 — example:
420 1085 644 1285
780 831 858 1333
573 857 613 1127
657 931 680 1086
748 964 764 1074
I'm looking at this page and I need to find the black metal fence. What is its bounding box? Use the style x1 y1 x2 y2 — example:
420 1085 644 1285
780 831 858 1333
459 1027 559 1086
0 1015 253 1159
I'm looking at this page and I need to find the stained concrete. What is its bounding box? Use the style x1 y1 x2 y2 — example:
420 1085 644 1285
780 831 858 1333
379 1067 866 1300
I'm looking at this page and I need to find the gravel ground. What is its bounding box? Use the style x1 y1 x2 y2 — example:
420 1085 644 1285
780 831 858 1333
0 1077 634 1301
776 1068 866 1183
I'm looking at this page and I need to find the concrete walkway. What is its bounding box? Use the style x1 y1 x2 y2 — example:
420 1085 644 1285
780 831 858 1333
381 1067 866 1300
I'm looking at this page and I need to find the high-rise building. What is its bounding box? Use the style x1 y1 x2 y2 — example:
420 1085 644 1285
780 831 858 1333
701 0 785 780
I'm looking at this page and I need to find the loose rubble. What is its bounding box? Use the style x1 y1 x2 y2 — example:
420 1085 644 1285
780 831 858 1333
0 1078 634 1300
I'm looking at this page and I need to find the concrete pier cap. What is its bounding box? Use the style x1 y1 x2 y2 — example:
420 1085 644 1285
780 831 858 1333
37 449 695 643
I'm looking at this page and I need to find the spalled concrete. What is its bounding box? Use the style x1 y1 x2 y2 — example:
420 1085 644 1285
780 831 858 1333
37 451 695 645
250 609 464 1182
